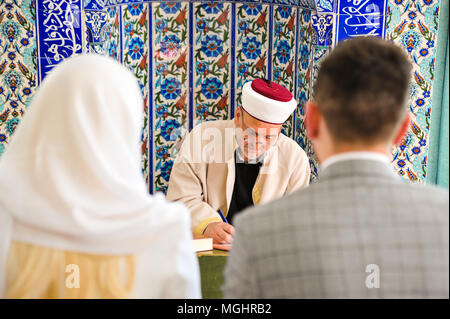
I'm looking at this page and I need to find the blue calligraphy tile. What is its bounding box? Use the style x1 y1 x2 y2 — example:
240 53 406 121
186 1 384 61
335 13 386 44
36 0 84 81
334 0 387 45
337 0 386 16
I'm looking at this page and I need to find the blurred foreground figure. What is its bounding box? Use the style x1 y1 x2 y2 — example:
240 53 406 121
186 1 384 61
223 37 449 299
0 55 201 299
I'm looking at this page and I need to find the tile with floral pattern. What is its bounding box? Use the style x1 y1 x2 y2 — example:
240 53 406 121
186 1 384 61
193 1 231 125
316 0 334 12
386 0 440 182
235 2 269 108
272 4 297 138
105 6 121 61
294 8 319 180
152 1 190 193
311 45 329 99
122 2 150 185
0 0 37 157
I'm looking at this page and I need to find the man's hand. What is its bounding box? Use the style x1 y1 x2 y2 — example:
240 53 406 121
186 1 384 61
203 222 235 244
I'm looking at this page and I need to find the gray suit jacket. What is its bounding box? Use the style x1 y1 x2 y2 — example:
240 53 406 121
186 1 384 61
222 159 449 298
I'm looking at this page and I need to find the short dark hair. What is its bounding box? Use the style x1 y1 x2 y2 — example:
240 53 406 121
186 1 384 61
314 36 412 144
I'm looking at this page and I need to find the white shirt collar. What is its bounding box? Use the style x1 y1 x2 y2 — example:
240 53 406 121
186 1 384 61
320 151 390 172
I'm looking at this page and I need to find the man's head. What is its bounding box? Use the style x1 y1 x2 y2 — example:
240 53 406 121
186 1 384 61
235 78 297 162
234 106 281 161
306 37 412 163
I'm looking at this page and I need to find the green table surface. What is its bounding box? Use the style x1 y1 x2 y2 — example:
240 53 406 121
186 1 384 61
197 249 229 299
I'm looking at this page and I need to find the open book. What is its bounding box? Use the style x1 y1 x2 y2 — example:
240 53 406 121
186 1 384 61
192 236 213 252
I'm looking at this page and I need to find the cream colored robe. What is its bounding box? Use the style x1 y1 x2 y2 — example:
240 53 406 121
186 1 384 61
166 120 310 236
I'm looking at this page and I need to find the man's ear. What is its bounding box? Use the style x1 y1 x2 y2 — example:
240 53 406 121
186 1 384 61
305 101 320 140
393 113 411 146
234 106 241 126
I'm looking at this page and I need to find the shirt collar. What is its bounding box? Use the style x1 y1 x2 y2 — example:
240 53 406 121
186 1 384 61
320 151 390 172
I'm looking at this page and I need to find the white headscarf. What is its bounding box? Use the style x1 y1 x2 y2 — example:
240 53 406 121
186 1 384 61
0 54 195 297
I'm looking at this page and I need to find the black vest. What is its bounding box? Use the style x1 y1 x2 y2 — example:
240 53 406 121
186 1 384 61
227 151 263 224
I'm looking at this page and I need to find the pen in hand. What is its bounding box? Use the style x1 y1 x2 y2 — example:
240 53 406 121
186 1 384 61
217 209 228 224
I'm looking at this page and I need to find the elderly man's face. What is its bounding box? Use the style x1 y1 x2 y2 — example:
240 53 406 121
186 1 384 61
234 107 282 162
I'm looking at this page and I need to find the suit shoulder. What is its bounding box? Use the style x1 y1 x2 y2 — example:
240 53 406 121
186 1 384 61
233 186 313 234
403 182 449 206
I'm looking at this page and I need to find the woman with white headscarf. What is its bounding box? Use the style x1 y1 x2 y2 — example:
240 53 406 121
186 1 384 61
0 54 201 298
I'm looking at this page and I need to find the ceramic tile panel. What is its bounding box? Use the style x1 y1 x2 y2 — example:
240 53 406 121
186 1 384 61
334 0 387 45
35 0 84 82
104 5 121 60
151 1 190 193
235 2 270 109
193 1 232 125
0 0 37 156
294 7 319 180
84 0 106 11
316 0 334 12
387 0 441 182
121 2 150 185
311 13 332 45
272 4 298 138
85 10 108 44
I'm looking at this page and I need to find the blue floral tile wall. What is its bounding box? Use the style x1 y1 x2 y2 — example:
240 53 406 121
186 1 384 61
0 0 37 156
104 6 120 60
0 0 446 194
122 2 150 185
316 0 333 12
152 1 190 193
193 1 232 125
386 0 441 182
235 2 270 109
272 4 297 138
296 8 319 179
